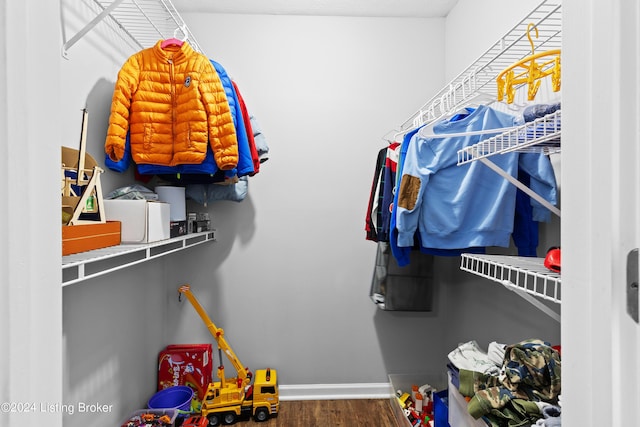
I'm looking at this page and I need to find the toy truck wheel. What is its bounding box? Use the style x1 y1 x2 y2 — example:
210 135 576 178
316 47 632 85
254 407 269 422
207 413 221 426
223 412 237 425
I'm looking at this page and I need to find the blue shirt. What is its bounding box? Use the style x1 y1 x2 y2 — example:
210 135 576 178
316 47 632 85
395 105 557 251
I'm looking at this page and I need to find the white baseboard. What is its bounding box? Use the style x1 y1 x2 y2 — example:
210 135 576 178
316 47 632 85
278 382 393 401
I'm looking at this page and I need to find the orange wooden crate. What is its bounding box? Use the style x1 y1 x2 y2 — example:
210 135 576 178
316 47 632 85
62 221 121 256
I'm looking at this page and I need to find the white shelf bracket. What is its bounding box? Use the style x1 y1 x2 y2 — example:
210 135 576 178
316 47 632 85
501 280 561 322
61 0 203 59
62 0 127 59
478 157 561 218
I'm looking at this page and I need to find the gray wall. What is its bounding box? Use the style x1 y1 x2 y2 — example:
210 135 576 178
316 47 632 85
59 2 561 426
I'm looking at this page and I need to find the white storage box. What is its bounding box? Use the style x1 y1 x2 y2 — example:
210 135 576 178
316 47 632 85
448 373 488 427
104 199 170 243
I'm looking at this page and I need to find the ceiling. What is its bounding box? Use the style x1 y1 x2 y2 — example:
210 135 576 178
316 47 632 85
171 0 460 18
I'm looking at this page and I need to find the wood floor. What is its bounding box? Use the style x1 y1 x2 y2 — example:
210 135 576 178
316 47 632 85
256 399 401 427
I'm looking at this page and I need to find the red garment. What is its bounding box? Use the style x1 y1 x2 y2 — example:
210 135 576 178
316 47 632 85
232 81 260 175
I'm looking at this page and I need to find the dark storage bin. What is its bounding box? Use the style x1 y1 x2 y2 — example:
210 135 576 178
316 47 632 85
370 242 434 311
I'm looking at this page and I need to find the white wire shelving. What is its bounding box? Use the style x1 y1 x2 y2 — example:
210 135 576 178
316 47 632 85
457 109 561 165
62 230 215 286
460 254 561 322
454 107 562 219
60 1 215 286
452 5 563 313
62 0 203 58
390 0 561 134
383 0 564 320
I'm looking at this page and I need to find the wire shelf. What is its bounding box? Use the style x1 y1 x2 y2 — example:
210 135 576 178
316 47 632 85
394 0 561 133
62 230 215 286
457 109 561 165
63 0 203 57
460 253 561 304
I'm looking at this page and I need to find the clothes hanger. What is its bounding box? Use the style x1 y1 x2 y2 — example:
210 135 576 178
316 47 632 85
382 128 400 144
414 63 506 138
417 90 499 138
385 66 502 142
496 23 561 104
161 25 188 49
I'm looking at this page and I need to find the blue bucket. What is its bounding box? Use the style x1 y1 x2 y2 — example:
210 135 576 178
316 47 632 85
148 386 193 413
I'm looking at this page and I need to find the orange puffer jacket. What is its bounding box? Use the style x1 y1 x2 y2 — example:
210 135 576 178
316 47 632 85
105 41 238 169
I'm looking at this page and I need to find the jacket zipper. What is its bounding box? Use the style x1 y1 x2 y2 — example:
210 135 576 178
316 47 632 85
168 57 176 162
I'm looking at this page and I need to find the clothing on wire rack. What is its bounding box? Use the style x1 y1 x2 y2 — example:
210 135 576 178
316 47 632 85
250 115 270 164
104 41 271 205
389 125 487 264
365 146 395 242
105 40 238 170
366 104 558 267
141 59 255 182
394 105 557 252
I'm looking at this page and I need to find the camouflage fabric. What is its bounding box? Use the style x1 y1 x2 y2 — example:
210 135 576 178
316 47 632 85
458 370 501 397
483 399 542 427
461 339 561 421
502 339 561 402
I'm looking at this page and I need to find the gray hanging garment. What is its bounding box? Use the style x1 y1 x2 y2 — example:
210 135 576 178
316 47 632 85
370 241 434 311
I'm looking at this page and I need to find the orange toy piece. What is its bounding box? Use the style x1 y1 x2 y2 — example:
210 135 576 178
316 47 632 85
182 415 209 427
158 414 172 425
140 413 156 422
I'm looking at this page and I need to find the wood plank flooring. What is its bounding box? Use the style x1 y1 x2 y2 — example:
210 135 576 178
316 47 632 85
252 399 401 427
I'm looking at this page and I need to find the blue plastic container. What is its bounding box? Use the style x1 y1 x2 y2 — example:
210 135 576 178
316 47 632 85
148 386 193 413
433 389 450 427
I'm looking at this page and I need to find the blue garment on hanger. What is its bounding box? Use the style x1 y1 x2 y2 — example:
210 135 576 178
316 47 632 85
395 105 557 252
510 102 561 256
389 128 420 266
389 128 485 267
512 171 539 257
105 59 254 182
449 107 476 122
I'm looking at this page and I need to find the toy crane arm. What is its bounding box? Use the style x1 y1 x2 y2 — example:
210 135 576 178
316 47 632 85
178 285 251 387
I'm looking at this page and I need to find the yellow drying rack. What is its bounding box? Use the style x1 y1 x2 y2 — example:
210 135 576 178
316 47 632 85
496 23 561 104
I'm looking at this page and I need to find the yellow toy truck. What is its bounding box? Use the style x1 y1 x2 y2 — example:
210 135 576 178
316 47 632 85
178 285 279 426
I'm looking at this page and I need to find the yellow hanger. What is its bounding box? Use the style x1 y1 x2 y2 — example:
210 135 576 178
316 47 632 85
496 23 561 103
